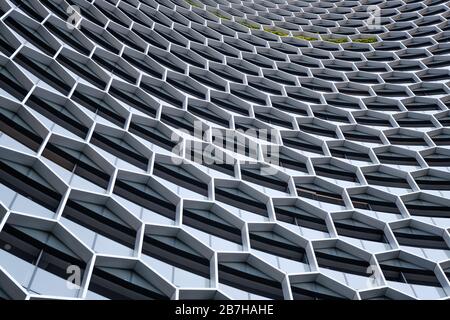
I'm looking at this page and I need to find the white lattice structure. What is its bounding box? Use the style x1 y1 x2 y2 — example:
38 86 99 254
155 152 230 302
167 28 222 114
0 0 450 300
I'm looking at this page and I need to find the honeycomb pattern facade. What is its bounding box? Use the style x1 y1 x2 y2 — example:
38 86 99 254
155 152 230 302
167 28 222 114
0 0 450 300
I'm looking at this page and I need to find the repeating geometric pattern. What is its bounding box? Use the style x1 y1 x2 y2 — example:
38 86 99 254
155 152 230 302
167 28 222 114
0 0 449 300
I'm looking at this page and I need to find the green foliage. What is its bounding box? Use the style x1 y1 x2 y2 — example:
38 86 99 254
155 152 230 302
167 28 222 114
185 0 200 7
264 28 289 37
323 37 349 43
291 34 378 44
240 21 260 29
353 37 378 43
293 35 318 41
212 11 229 20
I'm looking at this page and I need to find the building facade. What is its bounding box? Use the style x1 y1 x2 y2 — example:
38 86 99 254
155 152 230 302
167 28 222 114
0 0 450 300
